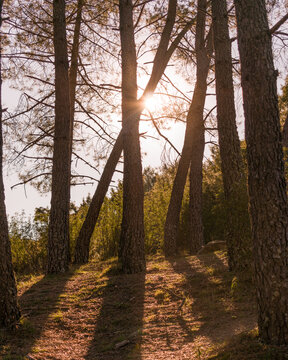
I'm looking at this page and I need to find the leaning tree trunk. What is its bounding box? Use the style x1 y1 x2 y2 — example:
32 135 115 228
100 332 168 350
164 67 210 256
235 0 288 345
164 0 210 256
118 0 146 273
212 0 250 271
74 131 123 264
163 110 196 256
47 0 71 273
0 0 21 328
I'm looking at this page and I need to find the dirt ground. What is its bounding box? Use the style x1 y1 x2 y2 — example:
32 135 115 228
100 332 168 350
0 250 273 360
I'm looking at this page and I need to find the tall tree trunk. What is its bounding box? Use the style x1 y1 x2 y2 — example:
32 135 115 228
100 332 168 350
118 0 145 273
47 0 71 273
212 0 250 271
0 0 21 328
164 0 210 256
235 0 288 345
188 0 210 254
74 131 123 264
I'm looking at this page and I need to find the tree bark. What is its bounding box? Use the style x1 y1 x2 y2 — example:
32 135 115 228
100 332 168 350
235 0 288 345
47 0 71 273
118 0 146 273
74 131 123 264
164 0 210 256
212 0 250 271
0 0 21 328
188 0 211 254
282 113 288 148
69 0 83 155
188 119 205 254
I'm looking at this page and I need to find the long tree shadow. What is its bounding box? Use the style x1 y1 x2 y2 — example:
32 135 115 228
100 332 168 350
85 265 146 360
0 266 79 358
168 251 257 346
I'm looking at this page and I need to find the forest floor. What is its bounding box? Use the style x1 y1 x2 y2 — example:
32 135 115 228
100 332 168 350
1 250 288 360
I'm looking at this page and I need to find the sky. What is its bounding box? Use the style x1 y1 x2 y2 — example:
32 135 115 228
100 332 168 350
3 69 285 219
3 83 189 217
4 122 187 218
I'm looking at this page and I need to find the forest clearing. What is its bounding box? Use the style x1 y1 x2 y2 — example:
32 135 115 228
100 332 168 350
2 249 282 360
1 0 288 356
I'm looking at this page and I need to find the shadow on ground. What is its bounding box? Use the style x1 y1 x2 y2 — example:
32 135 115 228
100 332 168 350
84 264 146 360
207 329 288 359
168 251 256 349
0 266 78 359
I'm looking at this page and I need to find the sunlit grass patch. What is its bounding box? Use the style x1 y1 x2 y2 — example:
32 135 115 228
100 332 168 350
49 310 63 323
17 274 44 292
154 289 170 304
31 346 46 354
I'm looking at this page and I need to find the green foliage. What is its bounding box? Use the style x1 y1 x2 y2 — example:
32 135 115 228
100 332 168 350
69 197 91 258
9 152 252 273
90 184 123 261
9 210 47 274
201 147 227 243
201 145 251 247
144 165 175 253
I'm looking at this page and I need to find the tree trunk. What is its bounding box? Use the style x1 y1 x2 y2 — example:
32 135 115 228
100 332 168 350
163 116 194 256
212 0 250 271
164 0 210 256
118 0 145 273
47 0 71 273
235 0 288 345
282 113 288 148
0 0 21 328
188 95 205 254
188 0 211 254
74 131 123 264
69 0 83 154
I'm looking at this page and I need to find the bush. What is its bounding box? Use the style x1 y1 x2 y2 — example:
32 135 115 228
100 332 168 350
9 210 47 274
9 149 252 273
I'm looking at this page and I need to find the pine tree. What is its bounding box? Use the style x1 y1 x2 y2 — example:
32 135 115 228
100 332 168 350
235 0 288 344
0 0 21 328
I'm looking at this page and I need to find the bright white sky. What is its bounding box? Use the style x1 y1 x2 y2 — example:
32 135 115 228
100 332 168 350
3 83 189 217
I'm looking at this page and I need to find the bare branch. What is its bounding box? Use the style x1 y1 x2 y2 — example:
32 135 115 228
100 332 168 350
270 12 288 34
148 110 180 156
11 172 51 190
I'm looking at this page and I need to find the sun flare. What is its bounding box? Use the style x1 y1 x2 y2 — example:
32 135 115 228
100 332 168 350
144 95 159 112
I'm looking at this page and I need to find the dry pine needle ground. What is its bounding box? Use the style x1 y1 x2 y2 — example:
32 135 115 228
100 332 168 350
1 250 287 359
